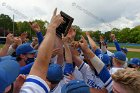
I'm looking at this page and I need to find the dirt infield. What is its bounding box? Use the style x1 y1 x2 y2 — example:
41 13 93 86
108 47 140 52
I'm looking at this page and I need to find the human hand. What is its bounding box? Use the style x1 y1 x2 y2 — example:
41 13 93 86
14 37 22 46
100 35 104 42
14 74 26 89
79 36 88 51
62 34 69 45
29 22 41 33
48 8 64 32
65 73 75 81
5 33 14 45
71 41 80 49
20 32 28 43
110 33 116 41
52 48 62 57
66 27 76 39
86 31 90 37
70 47 79 56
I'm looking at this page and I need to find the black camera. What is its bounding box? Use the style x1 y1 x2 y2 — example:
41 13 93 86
56 11 74 38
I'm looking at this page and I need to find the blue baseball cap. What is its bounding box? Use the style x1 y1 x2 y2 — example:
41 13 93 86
114 51 126 61
0 60 20 92
47 64 63 83
121 47 128 53
61 80 90 93
99 54 111 66
129 58 140 66
16 43 37 55
0 56 16 62
19 62 33 75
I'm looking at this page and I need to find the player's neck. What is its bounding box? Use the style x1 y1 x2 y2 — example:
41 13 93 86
51 84 58 90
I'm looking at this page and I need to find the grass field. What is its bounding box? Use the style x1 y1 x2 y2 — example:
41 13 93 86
110 50 140 60
108 43 140 49
0 44 140 60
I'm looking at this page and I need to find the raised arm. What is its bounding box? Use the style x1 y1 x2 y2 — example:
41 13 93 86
0 33 14 57
7 37 22 55
29 8 64 80
79 36 112 92
62 34 72 64
111 33 121 51
62 34 74 77
55 36 64 66
30 22 44 45
100 35 108 54
86 31 98 51
70 46 83 68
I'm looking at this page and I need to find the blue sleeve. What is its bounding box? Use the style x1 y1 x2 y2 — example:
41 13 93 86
98 66 112 89
64 63 74 75
98 66 111 83
94 48 102 56
19 62 33 75
114 40 121 51
36 32 44 45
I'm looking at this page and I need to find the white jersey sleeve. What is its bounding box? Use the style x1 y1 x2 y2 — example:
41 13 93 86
79 62 104 89
110 67 124 74
20 75 50 93
107 50 114 57
7 45 15 55
73 66 83 80
90 56 113 93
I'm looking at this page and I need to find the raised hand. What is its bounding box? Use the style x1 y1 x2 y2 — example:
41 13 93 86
52 48 62 57
110 33 116 41
20 32 28 43
48 8 64 31
29 22 41 33
70 47 79 56
100 35 104 42
86 31 90 36
71 41 80 49
14 37 22 46
66 27 76 40
62 34 69 45
5 33 14 45
13 74 26 93
79 36 88 50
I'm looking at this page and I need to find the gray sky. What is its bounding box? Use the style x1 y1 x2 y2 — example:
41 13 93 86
0 0 140 33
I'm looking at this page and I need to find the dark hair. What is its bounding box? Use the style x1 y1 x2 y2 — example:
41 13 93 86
46 75 63 84
48 80 60 84
11 52 16 57
16 55 22 61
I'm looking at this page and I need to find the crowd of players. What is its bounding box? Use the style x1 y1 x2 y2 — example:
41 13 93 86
0 8 140 93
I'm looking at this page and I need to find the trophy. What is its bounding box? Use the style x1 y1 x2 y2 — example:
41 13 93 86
56 11 74 38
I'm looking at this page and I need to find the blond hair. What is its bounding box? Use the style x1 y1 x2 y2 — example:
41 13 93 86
112 68 140 93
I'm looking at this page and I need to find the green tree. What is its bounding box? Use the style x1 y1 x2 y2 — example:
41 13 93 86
0 14 16 35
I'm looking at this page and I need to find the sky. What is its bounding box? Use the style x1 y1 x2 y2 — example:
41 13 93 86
0 0 140 33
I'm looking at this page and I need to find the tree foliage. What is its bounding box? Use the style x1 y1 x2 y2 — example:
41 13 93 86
0 14 140 43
